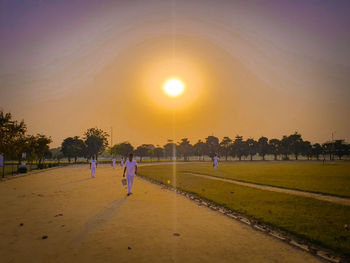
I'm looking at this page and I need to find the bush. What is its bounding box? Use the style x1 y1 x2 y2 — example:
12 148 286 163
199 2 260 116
17 167 27 173
37 163 47 169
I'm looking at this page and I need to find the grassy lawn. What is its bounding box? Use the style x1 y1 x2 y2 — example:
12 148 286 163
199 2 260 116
139 164 350 256
166 161 350 197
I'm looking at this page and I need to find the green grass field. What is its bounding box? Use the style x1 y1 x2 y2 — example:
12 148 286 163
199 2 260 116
161 161 350 197
138 162 350 256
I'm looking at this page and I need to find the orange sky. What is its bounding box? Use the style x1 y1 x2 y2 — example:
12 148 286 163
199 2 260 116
1 1 349 147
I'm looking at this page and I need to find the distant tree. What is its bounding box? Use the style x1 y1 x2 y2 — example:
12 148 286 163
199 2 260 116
51 147 64 163
231 135 246 161
61 137 75 162
257 136 269 160
177 138 193 161
193 140 206 161
142 144 155 161
154 147 164 161
220 136 232 161
164 140 176 160
322 142 333 160
302 141 312 160
110 142 134 157
334 140 348 160
84 127 109 160
61 136 85 163
0 110 27 160
44 150 53 160
246 138 257 161
280 136 291 160
147 149 155 161
205 136 220 158
135 145 149 162
268 138 280 160
33 134 52 164
288 132 304 160
311 143 322 160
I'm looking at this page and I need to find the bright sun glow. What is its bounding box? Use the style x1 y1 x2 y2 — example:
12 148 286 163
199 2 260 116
163 78 185 97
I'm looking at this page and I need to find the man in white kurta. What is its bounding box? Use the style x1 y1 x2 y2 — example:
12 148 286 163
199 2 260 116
112 158 116 169
123 154 137 196
213 154 219 168
90 158 97 178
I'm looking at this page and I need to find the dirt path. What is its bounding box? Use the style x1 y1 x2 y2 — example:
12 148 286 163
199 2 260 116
0 165 322 263
186 172 350 206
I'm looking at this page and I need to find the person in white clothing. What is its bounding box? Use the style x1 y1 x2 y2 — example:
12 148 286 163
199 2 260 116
112 158 116 169
123 153 137 196
213 154 219 168
120 157 125 167
90 158 97 178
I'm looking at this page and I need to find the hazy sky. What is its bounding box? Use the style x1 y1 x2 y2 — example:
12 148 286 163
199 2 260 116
1 0 349 147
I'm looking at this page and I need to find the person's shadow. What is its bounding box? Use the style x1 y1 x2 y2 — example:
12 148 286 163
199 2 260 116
72 197 128 244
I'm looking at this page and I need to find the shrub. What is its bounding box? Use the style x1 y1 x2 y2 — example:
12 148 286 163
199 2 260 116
17 167 27 173
37 163 47 169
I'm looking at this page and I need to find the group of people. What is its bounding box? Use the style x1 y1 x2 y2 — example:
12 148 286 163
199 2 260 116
89 153 219 197
90 154 138 196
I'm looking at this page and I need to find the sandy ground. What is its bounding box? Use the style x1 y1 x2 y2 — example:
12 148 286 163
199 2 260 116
0 165 322 263
186 172 350 206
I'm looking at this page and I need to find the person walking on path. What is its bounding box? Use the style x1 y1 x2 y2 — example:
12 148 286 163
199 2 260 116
90 158 97 178
112 158 116 169
123 154 137 196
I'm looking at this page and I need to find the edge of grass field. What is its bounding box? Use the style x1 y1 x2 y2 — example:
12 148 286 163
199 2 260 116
137 172 350 262
177 169 350 199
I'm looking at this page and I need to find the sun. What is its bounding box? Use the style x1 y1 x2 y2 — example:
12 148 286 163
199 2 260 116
163 78 185 97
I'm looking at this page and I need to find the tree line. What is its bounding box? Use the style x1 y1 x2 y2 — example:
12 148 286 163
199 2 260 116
2 110 349 163
60 130 349 162
59 127 109 162
107 134 349 162
60 129 349 162
0 110 52 164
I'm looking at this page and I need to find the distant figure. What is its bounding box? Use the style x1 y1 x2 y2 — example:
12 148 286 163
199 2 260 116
123 154 138 196
213 154 219 168
90 158 97 178
112 158 116 169
120 157 125 167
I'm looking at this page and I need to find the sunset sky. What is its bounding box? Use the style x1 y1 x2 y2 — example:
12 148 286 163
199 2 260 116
1 0 349 147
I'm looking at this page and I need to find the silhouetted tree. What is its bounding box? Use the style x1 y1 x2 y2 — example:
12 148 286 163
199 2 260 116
302 141 312 160
177 138 193 161
164 140 176 160
84 127 109 160
231 135 246 161
33 134 52 164
135 144 150 162
220 136 232 161
142 144 155 161
205 136 220 158
268 138 280 160
322 142 333 160
288 132 304 160
312 143 322 160
193 140 206 160
257 136 269 160
61 136 85 163
334 140 347 160
110 142 134 158
154 147 164 161
246 138 257 161
280 136 291 160
0 110 27 161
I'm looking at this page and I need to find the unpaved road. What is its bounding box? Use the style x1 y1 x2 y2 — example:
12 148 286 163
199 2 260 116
0 165 322 263
185 172 350 206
